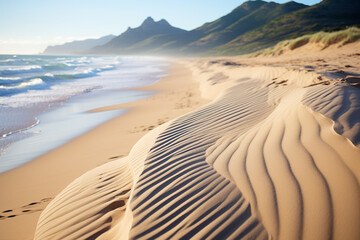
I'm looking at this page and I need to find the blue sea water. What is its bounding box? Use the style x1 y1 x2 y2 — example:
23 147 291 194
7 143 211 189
0 55 167 173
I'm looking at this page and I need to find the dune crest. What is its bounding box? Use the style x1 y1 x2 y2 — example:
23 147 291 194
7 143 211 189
35 58 360 239
34 121 172 240
34 157 133 240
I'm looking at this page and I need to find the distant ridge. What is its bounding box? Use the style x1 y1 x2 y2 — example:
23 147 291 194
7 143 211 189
87 0 307 55
43 35 115 55
90 17 187 54
43 0 360 56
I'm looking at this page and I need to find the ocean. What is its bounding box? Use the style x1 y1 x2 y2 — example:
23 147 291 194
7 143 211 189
0 55 167 173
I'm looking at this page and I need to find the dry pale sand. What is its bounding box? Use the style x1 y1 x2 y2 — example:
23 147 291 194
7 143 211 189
0 63 208 240
33 42 360 240
3 42 360 240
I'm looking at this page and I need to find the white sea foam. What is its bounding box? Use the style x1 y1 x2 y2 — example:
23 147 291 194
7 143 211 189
42 63 72 70
0 78 45 90
100 65 116 70
0 59 15 63
0 55 168 173
18 78 44 88
0 65 42 75
0 56 167 108
44 73 54 77
0 77 21 80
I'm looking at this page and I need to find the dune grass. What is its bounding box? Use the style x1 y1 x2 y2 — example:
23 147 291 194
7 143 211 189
250 27 360 57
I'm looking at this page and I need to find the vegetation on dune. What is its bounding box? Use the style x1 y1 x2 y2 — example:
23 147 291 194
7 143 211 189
310 27 360 46
249 27 360 57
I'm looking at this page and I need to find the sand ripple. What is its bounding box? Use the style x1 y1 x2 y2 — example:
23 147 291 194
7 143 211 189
35 62 360 240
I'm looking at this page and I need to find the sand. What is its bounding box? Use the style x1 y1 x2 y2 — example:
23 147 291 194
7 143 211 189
1 41 360 240
0 63 209 240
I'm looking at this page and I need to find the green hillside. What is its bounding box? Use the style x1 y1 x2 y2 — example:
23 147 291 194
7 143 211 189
209 0 360 55
183 1 306 53
84 0 360 56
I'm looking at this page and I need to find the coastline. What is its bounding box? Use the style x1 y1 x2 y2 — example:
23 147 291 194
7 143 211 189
0 55 167 174
34 42 360 239
0 62 209 240
1 41 360 239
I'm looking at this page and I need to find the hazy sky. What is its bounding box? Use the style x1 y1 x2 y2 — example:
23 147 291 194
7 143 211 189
0 0 322 54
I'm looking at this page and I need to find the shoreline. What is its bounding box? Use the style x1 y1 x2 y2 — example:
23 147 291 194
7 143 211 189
0 62 209 240
2 41 360 239
0 56 168 174
0 88 153 174
35 45 360 239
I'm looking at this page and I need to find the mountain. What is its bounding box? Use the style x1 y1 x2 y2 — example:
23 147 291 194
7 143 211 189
49 0 360 56
43 35 115 55
157 0 268 54
88 0 308 56
210 0 360 55
91 17 187 54
182 1 307 54
194 0 267 36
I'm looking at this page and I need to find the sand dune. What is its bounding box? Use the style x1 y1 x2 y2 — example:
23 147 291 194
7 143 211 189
35 51 360 239
0 63 208 240
34 158 134 240
34 120 173 240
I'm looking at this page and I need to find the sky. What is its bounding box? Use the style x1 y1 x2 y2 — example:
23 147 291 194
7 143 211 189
0 0 322 54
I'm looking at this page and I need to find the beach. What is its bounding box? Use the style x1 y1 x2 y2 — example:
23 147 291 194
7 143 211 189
0 41 360 239
0 62 209 239
0 56 168 173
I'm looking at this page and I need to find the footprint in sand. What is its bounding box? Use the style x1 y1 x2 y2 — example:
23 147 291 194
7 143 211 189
130 118 169 133
108 155 124 160
0 198 53 221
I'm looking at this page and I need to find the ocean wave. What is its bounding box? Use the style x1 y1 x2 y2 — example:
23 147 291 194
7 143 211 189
42 63 73 70
0 58 25 65
63 57 90 66
0 59 16 63
1 75 55 86
78 57 90 63
14 64 118 83
51 74 77 80
44 73 54 77
32 72 93 81
74 68 97 78
0 78 46 96
0 77 23 85
18 78 45 88
35 73 57 81
100 65 116 70
0 78 45 89
0 76 21 80
54 66 116 79
0 65 42 75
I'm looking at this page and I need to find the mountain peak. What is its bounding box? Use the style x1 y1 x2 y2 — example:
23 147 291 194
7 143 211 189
94 16 186 52
140 17 172 28
142 17 155 26
159 19 170 25
239 0 266 11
